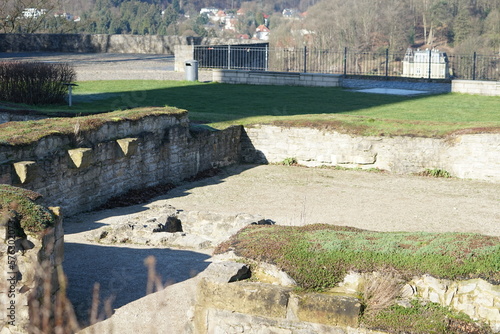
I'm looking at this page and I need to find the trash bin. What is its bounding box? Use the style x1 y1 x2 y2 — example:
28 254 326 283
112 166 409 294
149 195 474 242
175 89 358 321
185 60 198 81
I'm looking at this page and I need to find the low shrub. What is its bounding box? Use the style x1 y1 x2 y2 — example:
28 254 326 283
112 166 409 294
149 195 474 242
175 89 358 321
281 157 298 166
0 61 76 105
418 168 452 178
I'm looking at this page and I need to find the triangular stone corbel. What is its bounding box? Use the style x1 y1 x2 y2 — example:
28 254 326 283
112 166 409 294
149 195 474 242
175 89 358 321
116 138 139 157
68 148 93 169
13 161 37 184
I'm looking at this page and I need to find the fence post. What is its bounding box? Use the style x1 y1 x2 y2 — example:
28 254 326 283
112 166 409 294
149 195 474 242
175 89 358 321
428 49 432 80
343 47 347 76
265 45 269 71
385 48 389 77
303 46 307 73
472 52 477 80
227 45 231 70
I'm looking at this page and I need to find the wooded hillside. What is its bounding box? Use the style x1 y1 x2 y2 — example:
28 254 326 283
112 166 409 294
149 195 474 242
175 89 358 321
1 0 498 54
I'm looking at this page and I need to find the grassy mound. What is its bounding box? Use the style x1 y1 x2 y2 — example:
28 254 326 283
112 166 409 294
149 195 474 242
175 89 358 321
215 224 500 290
0 185 54 235
0 107 187 145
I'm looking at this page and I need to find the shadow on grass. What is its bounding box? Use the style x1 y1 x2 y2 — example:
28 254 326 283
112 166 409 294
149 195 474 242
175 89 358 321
42 81 445 123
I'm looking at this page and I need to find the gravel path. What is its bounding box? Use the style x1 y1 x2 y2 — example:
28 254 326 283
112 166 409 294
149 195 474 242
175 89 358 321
0 52 213 81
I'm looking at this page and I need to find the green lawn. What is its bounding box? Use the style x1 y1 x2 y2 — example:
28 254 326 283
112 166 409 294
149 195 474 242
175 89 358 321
3 80 500 137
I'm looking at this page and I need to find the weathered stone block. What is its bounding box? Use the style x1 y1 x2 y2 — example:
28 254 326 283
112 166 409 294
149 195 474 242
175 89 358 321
13 161 37 184
290 292 361 327
116 137 139 157
197 278 291 319
67 148 93 169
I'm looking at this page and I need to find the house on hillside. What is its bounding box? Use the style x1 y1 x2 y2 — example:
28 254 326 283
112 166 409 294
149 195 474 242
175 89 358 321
22 8 47 18
282 8 299 19
402 48 449 79
200 7 219 15
255 25 270 41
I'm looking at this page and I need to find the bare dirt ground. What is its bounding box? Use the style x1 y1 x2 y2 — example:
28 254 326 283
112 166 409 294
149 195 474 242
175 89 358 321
157 164 500 236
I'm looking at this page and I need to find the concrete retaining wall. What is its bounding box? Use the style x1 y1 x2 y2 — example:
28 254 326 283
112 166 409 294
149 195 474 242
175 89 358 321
241 125 500 182
452 79 500 96
0 114 241 216
213 69 342 87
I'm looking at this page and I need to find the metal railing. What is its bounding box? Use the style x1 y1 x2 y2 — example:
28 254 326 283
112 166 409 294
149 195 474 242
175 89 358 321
194 45 500 81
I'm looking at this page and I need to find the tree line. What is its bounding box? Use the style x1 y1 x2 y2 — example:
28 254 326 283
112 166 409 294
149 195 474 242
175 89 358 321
1 0 498 54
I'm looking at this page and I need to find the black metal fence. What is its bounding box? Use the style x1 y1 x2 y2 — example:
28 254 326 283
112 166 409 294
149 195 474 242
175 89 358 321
194 45 500 81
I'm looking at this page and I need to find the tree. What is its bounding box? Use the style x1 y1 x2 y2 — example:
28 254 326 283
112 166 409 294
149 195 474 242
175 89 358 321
0 0 60 33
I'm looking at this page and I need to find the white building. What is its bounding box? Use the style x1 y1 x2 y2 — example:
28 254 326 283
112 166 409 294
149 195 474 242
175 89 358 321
200 7 219 15
403 48 449 79
254 24 270 41
22 8 47 18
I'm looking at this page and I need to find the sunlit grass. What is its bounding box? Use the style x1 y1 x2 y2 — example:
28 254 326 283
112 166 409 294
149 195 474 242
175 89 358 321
1 80 499 137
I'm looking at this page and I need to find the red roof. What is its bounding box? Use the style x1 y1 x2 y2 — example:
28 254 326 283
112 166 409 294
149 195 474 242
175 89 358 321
256 24 270 32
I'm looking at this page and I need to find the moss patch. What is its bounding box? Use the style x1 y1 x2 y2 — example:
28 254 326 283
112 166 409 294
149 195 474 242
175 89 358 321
0 106 187 146
0 185 54 235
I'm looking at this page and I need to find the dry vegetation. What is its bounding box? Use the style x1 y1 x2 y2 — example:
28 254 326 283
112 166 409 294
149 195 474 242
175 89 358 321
0 107 187 146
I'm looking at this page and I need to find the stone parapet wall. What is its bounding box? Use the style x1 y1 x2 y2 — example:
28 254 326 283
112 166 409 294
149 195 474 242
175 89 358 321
0 114 241 216
194 264 385 334
0 112 47 125
241 125 500 182
0 34 261 55
452 80 500 96
334 272 500 332
213 69 342 87
174 45 194 72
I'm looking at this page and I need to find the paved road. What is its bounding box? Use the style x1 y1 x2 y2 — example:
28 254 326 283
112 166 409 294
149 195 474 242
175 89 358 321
0 52 213 81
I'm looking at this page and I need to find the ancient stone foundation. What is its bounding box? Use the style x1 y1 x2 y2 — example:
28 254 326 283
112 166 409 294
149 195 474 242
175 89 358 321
241 125 500 182
195 262 500 333
0 188 66 333
0 113 241 216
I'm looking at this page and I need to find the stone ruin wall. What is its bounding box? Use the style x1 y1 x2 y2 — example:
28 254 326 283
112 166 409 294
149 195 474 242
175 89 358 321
241 125 500 182
194 263 500 333
1 112 499 220
0 207 64 334
0 114 241 216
